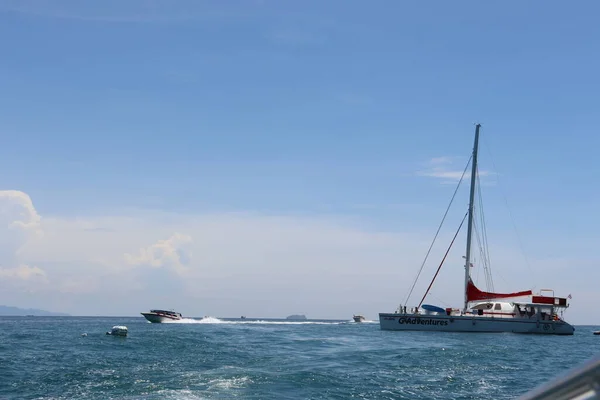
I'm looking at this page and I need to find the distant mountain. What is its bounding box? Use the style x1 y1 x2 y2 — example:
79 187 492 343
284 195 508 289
0 305 69 316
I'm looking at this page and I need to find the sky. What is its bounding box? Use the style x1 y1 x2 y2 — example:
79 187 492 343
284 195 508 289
0 0 599 323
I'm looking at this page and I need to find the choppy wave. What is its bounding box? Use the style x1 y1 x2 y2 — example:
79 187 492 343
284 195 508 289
4 316 599 400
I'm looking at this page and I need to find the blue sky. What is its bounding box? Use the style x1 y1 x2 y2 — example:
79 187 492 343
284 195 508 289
0 1 598 322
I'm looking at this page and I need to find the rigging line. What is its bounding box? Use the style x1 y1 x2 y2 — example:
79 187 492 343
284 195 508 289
480 191 494 292
489 264 514 289
478 174 492 273
474 217 493 292
402 155 472 307
477 170 492 269
475 198 511 290
426 292 451 308
472 223 487 289
472 218 493 292
475 254 480 286
476 171 494 292
418 211 469 308
475 171 488 269
481 134 535 279
471 204 487 271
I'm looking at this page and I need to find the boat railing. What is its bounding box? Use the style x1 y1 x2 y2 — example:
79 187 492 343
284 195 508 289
539 289 555 297
518 354 600 400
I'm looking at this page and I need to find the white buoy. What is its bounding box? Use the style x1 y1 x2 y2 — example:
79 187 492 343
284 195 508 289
106 326 128 336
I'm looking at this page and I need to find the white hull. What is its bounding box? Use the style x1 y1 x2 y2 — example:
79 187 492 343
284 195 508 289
141 313 181 323
379 313 574 335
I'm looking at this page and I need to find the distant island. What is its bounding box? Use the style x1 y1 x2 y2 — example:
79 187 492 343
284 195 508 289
0 305 69 316
286 314 307 320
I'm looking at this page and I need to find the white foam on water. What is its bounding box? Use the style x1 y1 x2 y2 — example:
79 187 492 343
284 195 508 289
229 320 341 325
346 319 377 323
197 317 225 324
162 317 223 324
163 318 343 325
154 389 207 399
207 376 250 390
160 316 353 325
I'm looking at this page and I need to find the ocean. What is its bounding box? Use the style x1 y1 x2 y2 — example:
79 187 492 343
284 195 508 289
1 316 598 399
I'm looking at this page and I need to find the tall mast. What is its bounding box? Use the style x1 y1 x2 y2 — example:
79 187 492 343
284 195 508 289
463 123 481 312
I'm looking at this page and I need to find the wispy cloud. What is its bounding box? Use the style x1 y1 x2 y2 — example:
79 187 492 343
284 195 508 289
417 156 491 184
421 169 490 181
429 156 455 165
0 264 46 281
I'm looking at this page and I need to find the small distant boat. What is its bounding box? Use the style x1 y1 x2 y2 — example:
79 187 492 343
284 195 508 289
240 316 246 319
594 331 600 335
353 315 366 323
141 309 183 323
106 326 128 336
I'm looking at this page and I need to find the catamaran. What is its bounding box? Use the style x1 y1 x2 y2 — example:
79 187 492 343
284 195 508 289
379 124 574 335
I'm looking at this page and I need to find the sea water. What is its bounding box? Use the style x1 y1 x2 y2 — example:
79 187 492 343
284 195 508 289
1 316 598 399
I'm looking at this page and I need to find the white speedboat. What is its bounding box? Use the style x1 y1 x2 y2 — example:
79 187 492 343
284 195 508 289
141 309 183 323
379 124 574 335
353 315 366 323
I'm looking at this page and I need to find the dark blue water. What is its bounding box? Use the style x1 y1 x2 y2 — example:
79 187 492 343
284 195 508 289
1 316 598 399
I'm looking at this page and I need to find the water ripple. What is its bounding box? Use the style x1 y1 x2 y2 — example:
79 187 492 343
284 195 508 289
0 316 597 399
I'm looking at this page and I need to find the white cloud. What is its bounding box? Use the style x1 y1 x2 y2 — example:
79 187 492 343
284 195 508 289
0 191 45 285
0 190 595 324
125 233 193 275
7 205 439 317
0 264 46 280
0 190 42 235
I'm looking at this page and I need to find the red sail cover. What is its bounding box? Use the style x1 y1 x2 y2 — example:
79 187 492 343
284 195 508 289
467 278 532 302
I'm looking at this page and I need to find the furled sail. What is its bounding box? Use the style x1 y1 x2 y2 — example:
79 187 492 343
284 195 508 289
466 278 532 302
